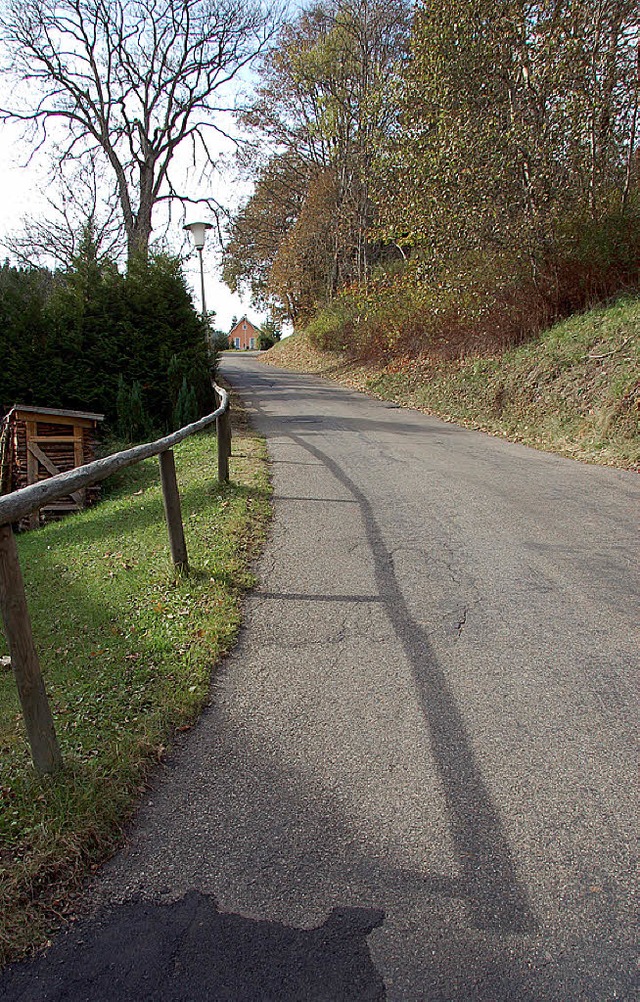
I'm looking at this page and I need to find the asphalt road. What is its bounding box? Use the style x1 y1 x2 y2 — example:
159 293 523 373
3 354 638 1000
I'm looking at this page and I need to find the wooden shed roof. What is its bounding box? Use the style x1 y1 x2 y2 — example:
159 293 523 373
6 404 105 423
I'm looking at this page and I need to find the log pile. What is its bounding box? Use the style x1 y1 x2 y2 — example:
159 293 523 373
0 405 104 529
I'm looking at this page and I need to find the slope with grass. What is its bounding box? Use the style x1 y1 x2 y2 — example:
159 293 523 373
264 296 639 469
0 404 270 965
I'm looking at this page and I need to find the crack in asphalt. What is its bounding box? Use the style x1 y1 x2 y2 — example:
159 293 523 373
454 607 468 641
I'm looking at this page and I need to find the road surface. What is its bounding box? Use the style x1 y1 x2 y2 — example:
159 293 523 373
3 354 638 1000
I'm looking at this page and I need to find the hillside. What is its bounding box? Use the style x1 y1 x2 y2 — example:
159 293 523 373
263 297 639 470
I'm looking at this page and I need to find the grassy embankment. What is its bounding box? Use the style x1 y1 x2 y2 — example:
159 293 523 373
0 398 270 965
265 296 639 469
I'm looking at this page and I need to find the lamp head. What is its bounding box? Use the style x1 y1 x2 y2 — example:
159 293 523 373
183 220 212 250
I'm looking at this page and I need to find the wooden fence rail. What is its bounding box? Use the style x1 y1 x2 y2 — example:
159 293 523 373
0 384 231 774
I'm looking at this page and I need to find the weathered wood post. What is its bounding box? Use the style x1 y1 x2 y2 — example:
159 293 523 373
158 449 189 572
0 525 62 774
216 394 231 484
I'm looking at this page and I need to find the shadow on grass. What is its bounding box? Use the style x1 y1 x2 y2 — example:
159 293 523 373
19 470 268 565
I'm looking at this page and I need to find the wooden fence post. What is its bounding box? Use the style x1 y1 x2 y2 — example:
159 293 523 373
0 524 62 774
226 403 232 457
158 450 189 573
217 408 231 483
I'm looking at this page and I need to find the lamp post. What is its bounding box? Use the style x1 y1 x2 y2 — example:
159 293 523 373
183 221 212 319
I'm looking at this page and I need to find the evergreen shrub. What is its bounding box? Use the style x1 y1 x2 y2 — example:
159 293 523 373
116 376 154 442
0 248 214 433
172 376 199 430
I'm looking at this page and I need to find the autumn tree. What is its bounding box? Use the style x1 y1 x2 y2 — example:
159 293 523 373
376 0 639 292
223 151 311 310
224 0 411 321
0 0 282 262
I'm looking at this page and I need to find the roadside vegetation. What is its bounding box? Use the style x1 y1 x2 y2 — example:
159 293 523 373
0 404 270 966
264 296 639 470
225 1 638 466
0 0 637 966
0 247 214 433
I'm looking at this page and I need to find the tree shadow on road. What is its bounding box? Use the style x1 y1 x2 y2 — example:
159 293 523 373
284 431 534 936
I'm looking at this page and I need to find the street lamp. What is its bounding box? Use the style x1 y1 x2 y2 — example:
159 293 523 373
183 220 212 319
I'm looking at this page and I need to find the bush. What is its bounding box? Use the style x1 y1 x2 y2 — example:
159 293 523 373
116 376 154 442
211 331 230 352
258 332 275 350
0 263 53 414
258 318 282 350
303 298 358 352
0 248 214 429
301 201 640 364
541 203 640 316
172 376 199 430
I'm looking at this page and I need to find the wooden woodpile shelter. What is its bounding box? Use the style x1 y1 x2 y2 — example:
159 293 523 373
0 405 104 529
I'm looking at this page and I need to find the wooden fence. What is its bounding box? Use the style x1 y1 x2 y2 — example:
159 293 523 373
0 385 231 775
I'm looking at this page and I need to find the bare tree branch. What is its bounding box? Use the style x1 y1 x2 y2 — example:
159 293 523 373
0 0 286 261
2 157 127 268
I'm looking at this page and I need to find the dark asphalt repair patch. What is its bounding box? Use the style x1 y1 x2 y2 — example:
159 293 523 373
1 891 386 1001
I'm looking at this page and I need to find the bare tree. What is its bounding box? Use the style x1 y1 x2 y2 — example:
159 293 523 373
3 157 126 268
225 0 411 319
0 0 283 261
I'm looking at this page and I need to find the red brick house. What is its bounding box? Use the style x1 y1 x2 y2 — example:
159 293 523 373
229 316 261 350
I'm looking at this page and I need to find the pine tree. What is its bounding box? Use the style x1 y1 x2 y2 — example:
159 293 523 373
172 376 199 430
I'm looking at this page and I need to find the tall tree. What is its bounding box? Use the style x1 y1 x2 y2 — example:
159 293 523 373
224 0 411 321
376 0 639 283
0 0 282 261
3 158 125 269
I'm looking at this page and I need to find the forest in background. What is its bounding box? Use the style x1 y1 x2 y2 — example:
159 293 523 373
223 0 639 357
0 0 637 433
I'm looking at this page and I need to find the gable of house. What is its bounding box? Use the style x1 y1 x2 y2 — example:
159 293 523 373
229 316 260 350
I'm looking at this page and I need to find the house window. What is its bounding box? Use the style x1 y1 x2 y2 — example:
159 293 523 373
234 337 240 349
243 323 247 330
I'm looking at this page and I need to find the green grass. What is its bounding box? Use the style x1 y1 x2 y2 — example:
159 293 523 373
0 412 270 965
267 296 639 469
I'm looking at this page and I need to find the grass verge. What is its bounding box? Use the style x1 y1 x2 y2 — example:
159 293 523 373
265 296 639 470
0 396 270 966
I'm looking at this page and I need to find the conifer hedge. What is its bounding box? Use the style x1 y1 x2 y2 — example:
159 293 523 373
0 248 214 437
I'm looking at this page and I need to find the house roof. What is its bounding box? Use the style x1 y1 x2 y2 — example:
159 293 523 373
229 315 260 335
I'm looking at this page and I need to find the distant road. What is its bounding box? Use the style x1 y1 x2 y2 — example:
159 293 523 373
3 353 638 1001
